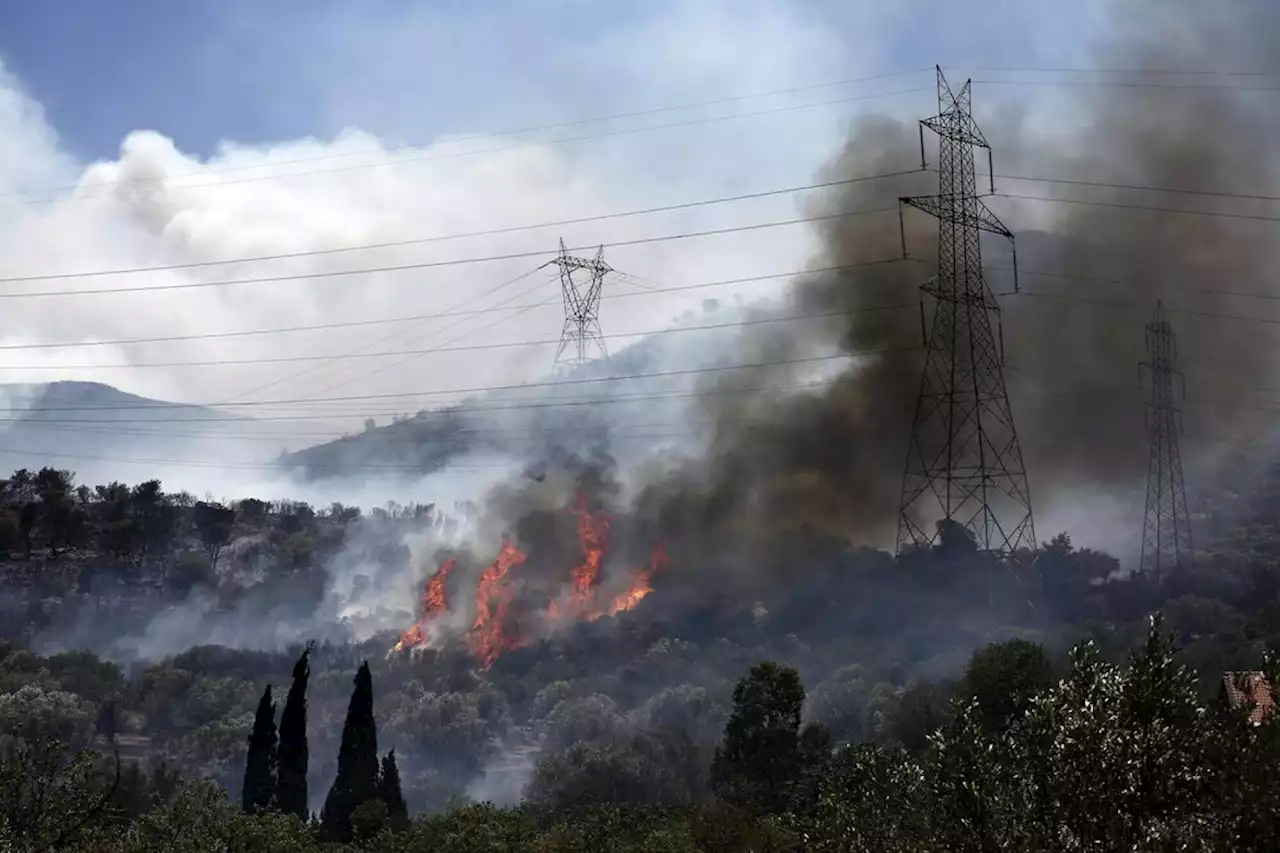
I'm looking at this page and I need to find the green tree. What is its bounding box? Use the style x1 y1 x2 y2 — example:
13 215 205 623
170 550 217 594
320 661 379 841
274 642 312 820
35 467 76 557
130 479 173 560
0 507 21 556
241 685 277 814
805 664 869 746
799 743 930 853
18 499 37 557
378 749 409 831
526 730 705 810
794 722 832 815
925 699 1016 853
96 481 136 559
0 685 122 849
711 661 805 814
889 680 952 753
193 501 235 565
958 638 1053 732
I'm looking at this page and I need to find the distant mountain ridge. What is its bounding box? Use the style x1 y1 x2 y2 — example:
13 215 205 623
0 381 283 486
0 381 245 421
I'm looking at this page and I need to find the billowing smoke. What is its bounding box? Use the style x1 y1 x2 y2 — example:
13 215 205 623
18 0 1279 666
249 0 1280 641
604 0 1280 568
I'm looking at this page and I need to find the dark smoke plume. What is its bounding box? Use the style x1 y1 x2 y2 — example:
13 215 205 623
404 0 1280 617
621 0 1280 570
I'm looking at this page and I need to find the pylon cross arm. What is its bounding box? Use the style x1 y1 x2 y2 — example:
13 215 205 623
901 195 1013 240
921 114 990 149
556 257 612 275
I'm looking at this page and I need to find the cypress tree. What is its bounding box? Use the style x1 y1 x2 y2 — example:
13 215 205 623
378 749 409 831
242 685 277 813
275 641 313 819
321 661 380 841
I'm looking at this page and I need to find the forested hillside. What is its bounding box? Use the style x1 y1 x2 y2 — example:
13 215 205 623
0 465 1278 850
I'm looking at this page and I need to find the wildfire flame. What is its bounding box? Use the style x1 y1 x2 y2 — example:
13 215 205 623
568 494 611 619
606 542 667 617
390 557 458 654
468 538 528 668
389 499 669 668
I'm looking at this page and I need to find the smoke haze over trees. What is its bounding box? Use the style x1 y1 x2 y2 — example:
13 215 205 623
0 0 1278 849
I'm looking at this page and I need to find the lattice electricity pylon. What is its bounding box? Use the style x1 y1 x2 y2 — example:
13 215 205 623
548 239 610 372
896 66 1036 556
1139 300 1192 581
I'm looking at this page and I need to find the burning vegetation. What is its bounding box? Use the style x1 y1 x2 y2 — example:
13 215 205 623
389 557 458 654
390 492 665 668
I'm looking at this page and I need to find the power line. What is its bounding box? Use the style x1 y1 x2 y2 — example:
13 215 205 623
0 206 903 299
2 403 1274 475
220 269 556 404
11 85 934 208
0 169 924 283
15 166 1257 293
9 65 1270 207
0 350 870 412
1015 290 1280 328
0 298 917 379
0 445 516 473
6 379 837 444
25 261 762 354
972 78 1280 92
0 174 1271 300
15 264 1280 399
20 415 1280 455
0 354 864 414
9 66 1272 208
0 292 542 350
8 164 1272 290
2 69 932 205
987 171 1280 204
9 353 1280 462
0 388 811 425
999 266 1280 305
969 66 1279 78
11 259 1280 359
996 192 1280 223
0 348 914 420
300 288 564 401
33 358 1280 422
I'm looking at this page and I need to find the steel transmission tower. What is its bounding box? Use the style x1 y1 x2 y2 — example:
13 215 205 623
1139 301 1192 581
896 66 1036 555
550 239 610 372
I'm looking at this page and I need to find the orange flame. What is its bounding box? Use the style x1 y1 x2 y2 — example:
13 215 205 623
390 557 458 654
568 494 611 619
393 503 669 667
606 542 668 617
469 538 528 668
424 557 457 616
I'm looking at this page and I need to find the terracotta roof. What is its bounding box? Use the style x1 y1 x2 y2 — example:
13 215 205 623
1220 671 1275 725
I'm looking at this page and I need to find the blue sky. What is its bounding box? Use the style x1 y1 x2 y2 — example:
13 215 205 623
0 0 1104 162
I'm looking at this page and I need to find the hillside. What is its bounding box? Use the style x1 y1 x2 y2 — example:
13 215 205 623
278 298 744 481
